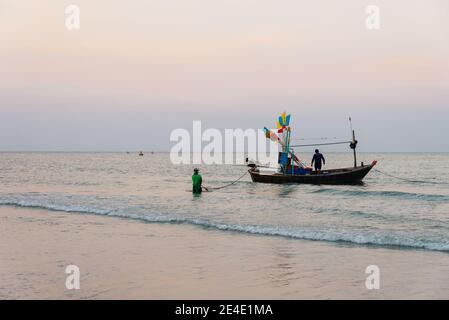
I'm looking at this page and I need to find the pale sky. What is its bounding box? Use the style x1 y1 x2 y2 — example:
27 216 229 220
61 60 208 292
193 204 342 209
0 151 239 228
1 0 448 151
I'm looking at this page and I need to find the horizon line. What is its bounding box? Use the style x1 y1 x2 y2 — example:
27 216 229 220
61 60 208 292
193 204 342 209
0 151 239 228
1 150 448 154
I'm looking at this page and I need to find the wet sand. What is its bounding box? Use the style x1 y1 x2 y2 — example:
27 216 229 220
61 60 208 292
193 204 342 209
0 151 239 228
1 206 448 299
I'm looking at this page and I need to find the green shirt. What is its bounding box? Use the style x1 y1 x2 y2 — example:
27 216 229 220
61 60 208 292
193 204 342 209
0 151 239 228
192 173 202 193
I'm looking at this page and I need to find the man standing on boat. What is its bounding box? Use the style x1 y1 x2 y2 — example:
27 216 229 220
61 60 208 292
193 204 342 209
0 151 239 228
311 149 325 173
192 168 203 194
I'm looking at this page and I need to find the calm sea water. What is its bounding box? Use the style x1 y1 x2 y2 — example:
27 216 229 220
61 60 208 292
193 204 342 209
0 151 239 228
1 152 449 252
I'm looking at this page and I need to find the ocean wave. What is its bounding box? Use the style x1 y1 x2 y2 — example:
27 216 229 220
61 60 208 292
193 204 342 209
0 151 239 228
1 198 449 253
310 188 449 202
0 199 112 215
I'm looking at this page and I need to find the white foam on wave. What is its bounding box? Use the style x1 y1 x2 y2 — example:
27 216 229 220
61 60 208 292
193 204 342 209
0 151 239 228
1 196 449 252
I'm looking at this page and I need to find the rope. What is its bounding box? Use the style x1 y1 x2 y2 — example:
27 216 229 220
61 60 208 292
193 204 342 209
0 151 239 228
373 168 435 184
290 141 352 148
290 136 346 141
201 168 441 190
203 171 248 192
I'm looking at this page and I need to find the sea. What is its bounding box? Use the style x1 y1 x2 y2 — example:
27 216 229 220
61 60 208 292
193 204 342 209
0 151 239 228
1 152 449 252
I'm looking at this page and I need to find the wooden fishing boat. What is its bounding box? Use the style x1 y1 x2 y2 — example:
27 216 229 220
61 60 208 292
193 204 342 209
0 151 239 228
251 113 377 185
249 161 377 185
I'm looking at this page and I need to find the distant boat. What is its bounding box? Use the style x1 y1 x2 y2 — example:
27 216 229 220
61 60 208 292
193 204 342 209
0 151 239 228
139 151 144 156
245 157 270 168
245 157 257 168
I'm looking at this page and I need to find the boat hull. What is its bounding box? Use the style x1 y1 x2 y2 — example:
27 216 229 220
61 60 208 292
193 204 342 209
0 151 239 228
249 163 375 185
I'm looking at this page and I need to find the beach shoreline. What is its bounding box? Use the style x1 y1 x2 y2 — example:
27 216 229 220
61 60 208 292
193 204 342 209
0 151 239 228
1 205 448 299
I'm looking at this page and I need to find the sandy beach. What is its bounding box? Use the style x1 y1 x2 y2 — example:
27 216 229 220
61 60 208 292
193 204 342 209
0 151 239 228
1 205 448 299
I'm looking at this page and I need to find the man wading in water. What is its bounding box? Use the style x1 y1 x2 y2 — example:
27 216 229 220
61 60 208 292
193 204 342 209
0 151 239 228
311 149 326 173
192 168 203 194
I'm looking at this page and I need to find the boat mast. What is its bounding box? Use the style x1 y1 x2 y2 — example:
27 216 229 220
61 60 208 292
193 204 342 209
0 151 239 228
352 130 357 168
349 117 358 168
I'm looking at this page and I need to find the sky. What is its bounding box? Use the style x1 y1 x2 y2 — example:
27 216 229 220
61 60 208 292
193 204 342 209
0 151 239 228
1 0 448 152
